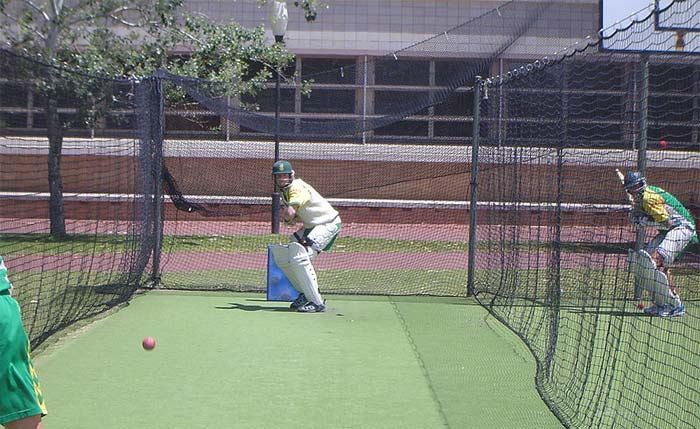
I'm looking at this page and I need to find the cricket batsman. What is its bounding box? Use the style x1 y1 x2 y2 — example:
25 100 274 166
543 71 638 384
623 171 697 317
269 160 342 313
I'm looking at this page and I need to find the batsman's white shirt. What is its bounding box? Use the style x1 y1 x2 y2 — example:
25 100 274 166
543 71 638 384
282 178 339 228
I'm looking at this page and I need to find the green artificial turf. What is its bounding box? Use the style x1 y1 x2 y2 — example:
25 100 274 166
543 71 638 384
33 291 561 429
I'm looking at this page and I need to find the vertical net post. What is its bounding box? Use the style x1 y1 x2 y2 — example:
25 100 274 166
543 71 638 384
151 77 164 286
271 66 282 234
546 66 566 379
637 54 649 197
633 55 649 300
136 76 164 287
467 76 482 297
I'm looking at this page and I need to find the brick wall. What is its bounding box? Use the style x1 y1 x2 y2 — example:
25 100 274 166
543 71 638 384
2 153 698 225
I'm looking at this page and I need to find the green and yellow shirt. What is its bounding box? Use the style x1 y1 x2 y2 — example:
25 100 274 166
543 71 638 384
639 185 698 244
281 178 339 228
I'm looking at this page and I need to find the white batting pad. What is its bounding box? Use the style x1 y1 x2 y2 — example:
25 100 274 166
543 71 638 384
288 242 324 305
630 250 678 307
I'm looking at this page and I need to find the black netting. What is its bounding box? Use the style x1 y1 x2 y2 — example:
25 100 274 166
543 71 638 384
471 2 700 427
157 0 557 142
1 0 699 427
0 49 158 345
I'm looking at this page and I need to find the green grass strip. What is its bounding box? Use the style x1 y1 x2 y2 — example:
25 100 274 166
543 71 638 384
1 232 634 254
33 291 561 428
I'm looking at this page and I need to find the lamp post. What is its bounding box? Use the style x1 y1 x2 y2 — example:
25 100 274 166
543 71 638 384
270 1 288 234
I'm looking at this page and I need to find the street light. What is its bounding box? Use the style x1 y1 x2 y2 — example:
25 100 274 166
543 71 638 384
270 0 288 234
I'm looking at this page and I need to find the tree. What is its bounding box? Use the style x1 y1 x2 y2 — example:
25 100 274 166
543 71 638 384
0 0 317 237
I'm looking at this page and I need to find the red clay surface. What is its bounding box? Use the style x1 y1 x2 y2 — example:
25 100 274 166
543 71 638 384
157 250 634 272
1 218 634 240
7 218 697 274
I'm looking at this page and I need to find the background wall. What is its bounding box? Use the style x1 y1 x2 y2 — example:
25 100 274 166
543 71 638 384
186 0 599 57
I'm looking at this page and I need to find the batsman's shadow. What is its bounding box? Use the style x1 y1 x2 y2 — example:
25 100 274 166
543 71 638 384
216 302 291 312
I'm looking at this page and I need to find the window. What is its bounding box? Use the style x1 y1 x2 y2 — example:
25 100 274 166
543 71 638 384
567 61 627 91
567 93 623 121
435 60 483 87
1 113 29 128
375 58 429 86
650 64 696 92
303 58 356 84
301 89 355 114
375 91 430 115
242 89 295 113
508 62 564 89
434 91 472 116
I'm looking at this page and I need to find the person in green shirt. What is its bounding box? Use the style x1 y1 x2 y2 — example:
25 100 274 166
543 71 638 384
0 256 47 429
623 171 698 317
272 160 342 313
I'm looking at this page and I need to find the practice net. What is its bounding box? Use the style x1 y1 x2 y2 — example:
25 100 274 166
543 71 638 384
471 5 700 428
0 50 159 344
0 1 699 427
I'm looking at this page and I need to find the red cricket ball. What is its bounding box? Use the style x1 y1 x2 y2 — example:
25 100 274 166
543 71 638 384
659 139 668 148
637 303 645 310
142 336 156 350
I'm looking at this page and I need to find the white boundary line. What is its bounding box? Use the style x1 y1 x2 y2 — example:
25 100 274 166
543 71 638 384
0 191 629 211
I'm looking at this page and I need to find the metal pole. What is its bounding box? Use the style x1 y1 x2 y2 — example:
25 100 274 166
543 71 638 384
636 55 649 248
633 54 649 301
151 77 164 287
637 55 649 181
272 66 281 234
467 76 482 297
362 55 368 145
546 65 566 378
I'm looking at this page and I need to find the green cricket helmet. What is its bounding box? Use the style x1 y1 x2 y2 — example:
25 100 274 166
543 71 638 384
272 160 294 175
623 171 646 194
272 160 295 183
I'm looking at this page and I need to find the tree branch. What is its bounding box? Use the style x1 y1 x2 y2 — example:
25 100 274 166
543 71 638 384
49 0 63 20
18 0 50 22
0 9 48 42
66 5 143 27
167 26 203 45
106 13 143 27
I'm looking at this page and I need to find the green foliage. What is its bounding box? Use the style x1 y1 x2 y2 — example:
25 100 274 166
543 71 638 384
167 15 295 100
0 0 317 129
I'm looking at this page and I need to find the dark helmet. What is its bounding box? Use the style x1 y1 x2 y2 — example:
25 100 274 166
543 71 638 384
272 160 294 175
623 171 646 192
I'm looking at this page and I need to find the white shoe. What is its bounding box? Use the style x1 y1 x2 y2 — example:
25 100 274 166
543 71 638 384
659 305 685 318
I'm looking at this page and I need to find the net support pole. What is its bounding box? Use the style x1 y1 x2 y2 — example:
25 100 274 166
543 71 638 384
467 76 482 297
362 55 368 145
637 54 649 194
633 55 649 300
271 65 281 234
150 77 165 286
546 66 566 378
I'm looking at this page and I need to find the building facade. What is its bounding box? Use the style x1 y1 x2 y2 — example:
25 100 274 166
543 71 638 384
2 1 699 148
